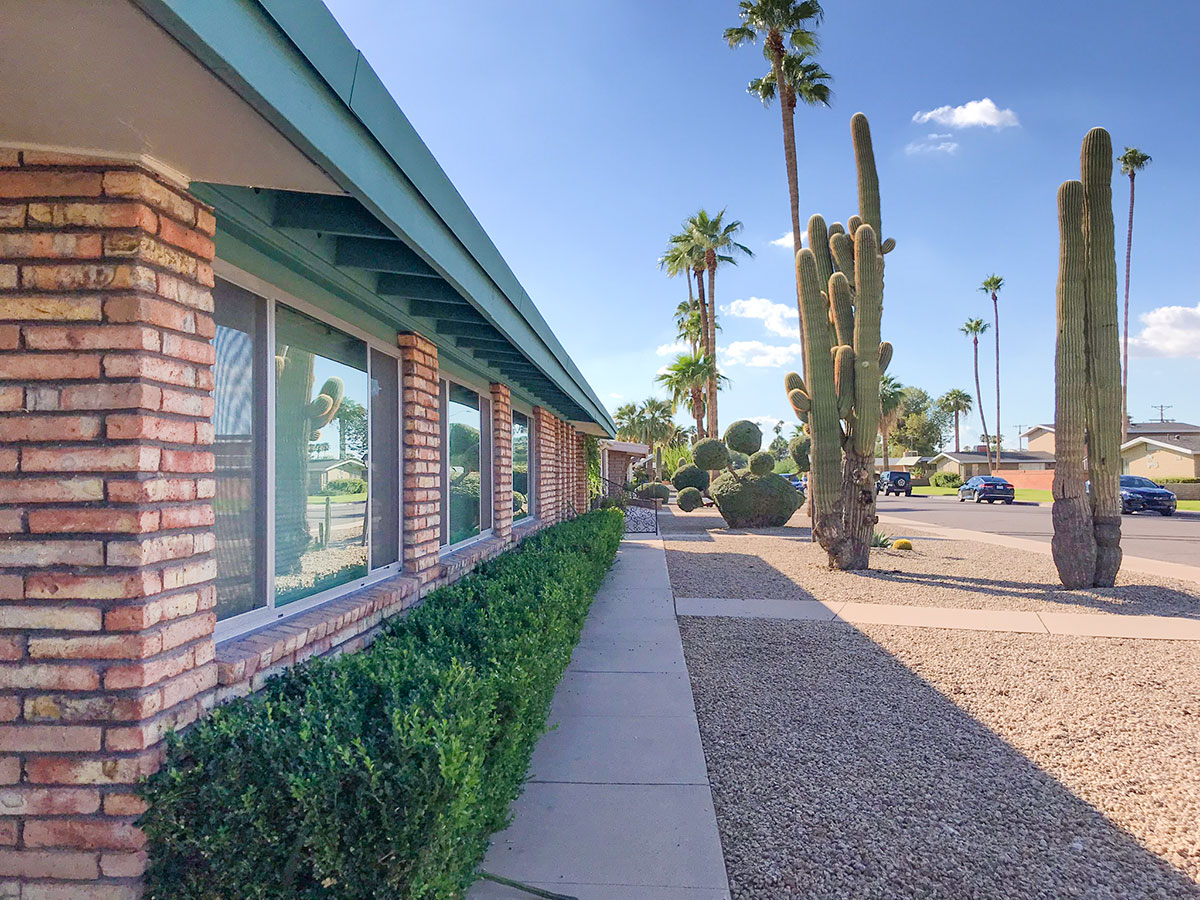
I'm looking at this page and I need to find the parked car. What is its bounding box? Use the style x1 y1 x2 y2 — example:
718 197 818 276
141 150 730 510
1118 475 1177 516
957 475 1015 504
876 470 912 496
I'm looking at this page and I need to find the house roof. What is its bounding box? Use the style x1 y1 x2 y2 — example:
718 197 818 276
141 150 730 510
1022 422 1199 437
1120 437 1198 456
930 450 1056 464
601 440 650 456
2 0 615 436
310 457 367 473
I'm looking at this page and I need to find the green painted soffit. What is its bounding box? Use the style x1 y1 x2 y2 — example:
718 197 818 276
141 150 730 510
131 0 615 436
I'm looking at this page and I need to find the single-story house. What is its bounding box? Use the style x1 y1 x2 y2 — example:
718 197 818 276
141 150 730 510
599 439 650 487
307 457 367 494
875 455 933 473
929 450 1057 481
1020 421 1200 477
0 2 615 893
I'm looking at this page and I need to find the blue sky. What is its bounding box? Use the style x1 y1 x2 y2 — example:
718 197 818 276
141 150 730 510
322 0 1200 446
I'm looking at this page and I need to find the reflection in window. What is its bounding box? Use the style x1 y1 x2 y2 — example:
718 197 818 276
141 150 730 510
212 281 266 620
274 305 369 606
446 383 482 545
369 349 399 569
512 411 531 521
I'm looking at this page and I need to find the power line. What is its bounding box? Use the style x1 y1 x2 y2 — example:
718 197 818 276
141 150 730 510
1150 404 1174 423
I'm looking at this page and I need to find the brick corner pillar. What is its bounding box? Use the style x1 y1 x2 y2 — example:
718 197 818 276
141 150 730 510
398 332 440 583
489 383 513 542
575 431 588 512
0 152 220 894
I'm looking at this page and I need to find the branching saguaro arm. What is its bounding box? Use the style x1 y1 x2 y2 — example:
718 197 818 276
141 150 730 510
784 112 893 570
1051 127 1123 588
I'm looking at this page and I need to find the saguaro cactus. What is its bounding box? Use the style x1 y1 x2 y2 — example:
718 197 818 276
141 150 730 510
1051 127 1123 588
784 113 893 569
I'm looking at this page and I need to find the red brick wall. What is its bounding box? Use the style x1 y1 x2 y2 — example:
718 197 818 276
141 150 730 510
998 469 1055 491
398 333 440 584
0 153 218 895
490 383 513 541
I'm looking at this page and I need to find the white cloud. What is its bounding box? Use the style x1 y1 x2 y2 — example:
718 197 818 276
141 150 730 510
721 340 803 368
927 132 953 140
912 97 1019 129
769 231 807 249
1128 303 1200 358
655 341 688 357
749 415 785 432
905 139 959 155
608 392 624 400
655 364 672 376
724 297 799 338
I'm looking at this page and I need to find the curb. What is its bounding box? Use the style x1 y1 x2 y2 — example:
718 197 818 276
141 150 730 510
907 492 1199 518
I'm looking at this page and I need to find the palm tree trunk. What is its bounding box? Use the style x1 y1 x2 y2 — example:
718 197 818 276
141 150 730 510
1122 171 1135 444
692 387 705 440
993 292 1001 466
706 258 718 440
770 29 806 372
973 336 993 471
694 269 710 362
882 426 890 471
954 411 960 453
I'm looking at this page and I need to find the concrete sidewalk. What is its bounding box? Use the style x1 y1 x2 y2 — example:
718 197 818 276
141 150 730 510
470 538 730 900
675 596 1200 640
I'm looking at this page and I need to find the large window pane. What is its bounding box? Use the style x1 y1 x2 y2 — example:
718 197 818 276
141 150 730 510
274 304 370 606
369 349 399 569
212 280 266 620
512 411 531 521
446 383 482 545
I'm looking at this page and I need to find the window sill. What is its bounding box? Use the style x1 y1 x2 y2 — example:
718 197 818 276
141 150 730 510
214 570 420 701
438 533 510 579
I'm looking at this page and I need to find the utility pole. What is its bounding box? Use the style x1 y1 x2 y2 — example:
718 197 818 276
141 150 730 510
1015 424 1025 451
1151 404 1173 423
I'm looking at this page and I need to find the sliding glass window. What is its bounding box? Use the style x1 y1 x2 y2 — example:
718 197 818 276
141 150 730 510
442 380 493 547
512 410 532 521
210 276 402 634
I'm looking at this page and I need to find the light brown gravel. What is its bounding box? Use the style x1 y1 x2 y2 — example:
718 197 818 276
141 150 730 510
680 616 1200 899
662 507 1200 618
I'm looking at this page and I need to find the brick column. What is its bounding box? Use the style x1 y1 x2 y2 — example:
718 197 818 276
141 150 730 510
533 407 556 523
576 431 588 512
0 153 218 894
398 333 440 583
489 383 513 542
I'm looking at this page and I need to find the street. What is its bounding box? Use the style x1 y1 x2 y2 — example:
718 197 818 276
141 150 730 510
875 494 1200 567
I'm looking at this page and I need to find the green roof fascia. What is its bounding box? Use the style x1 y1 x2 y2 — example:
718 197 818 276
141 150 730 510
193 182 582 423
131 0 614 436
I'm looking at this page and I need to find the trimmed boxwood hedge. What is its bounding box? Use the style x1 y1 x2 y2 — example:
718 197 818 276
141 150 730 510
140 509 624 900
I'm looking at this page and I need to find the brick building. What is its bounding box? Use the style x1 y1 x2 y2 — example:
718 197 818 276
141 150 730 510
0 1 613 894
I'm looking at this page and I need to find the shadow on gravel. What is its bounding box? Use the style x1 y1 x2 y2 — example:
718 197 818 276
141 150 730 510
857 569 1200 619
680 617 1200 900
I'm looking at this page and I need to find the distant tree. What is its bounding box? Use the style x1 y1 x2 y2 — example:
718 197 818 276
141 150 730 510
961 318 993 470
334 397 367 459
656 353 724 439
768 434 790 460
891 387 950 457
878 374 905 470
979 274 1004 462
936 388 974 453
1117 146 1151 442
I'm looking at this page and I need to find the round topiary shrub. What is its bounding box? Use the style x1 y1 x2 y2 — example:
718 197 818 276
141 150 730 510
749 451 775 476
676 486 703 512
638 483 670 501
723 419 763 456
709 470 800 528
672 464 710 493
788 435 809 471
691 438 730 471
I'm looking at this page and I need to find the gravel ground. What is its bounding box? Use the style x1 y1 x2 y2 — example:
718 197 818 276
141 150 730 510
680 616 1200 899
661 506 1200 617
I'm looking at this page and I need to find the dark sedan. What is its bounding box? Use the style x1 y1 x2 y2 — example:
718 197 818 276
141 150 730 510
958 475 1015 504
1119 475 1177 516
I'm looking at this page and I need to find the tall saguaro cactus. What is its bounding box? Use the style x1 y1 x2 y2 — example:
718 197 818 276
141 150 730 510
784 113 893 569
1051 127 1123 588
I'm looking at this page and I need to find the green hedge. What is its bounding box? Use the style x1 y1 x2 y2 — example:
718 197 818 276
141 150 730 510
140 509 624 900
1154 477 1200 484
930 472 962 488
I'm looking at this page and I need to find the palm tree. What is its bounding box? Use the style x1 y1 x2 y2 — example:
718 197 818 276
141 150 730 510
656 353 725 440
1117 147 1151 443
636 397 677 451
673 300 704 357
936 389 974 453
661 233 711 377
725 1 829 262
613 402 640 442
961 318 993 471
660 243 703 356
978 274 1004 463
684 209 753 438
878 374 904 471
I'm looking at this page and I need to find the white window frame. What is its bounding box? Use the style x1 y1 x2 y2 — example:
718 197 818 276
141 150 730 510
212 261 404 644
511 400 538 523
440 374 495 554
